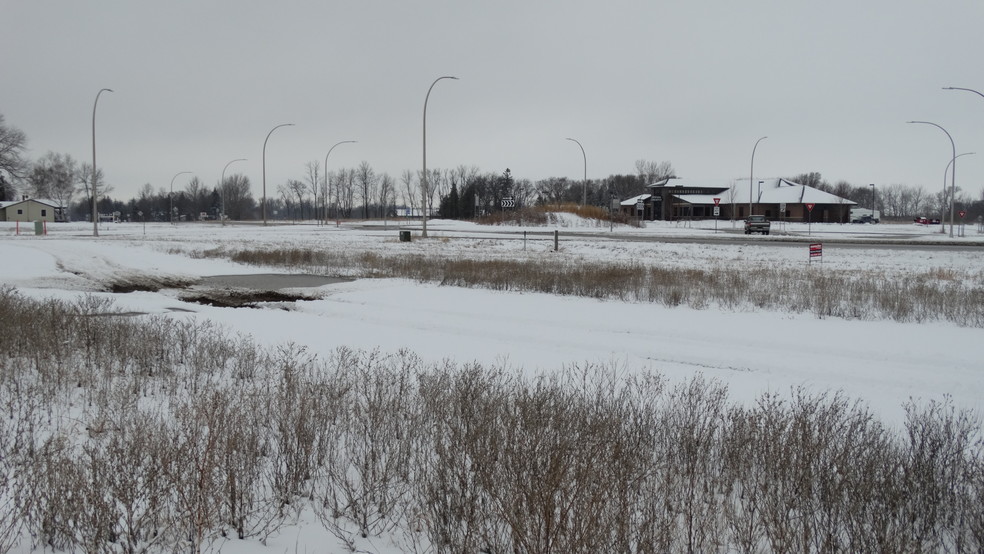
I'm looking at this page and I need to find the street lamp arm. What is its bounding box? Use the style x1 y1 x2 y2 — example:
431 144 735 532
907 120 957 237
261 123 295 226
91 88 113 236
565 138 587 206
943 86 984 100
749 136 767 217
422 76 458 238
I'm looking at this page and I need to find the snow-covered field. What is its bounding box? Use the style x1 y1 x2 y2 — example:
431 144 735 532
3 218 982 422
2 217 983 553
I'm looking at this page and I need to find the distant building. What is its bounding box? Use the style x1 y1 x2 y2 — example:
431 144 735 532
630 178 855 223
0 198 63 222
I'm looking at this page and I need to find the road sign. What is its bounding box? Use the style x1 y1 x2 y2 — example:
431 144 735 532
501 197 515 208
636 201 644 211
780 202 786 212
806 203 815 212
809 243 822 263
713 206 720 217
713 197 721 206
958 210 967 218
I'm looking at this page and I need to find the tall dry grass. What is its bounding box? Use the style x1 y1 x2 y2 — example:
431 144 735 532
197 247 984 327
1 287 982 552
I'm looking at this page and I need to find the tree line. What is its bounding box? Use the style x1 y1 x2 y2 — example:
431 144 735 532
3 112 982 223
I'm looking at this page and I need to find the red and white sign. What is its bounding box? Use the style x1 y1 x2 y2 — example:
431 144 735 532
809 243 822 258
958 210 967 218
806 203 815 212
713 197 721 206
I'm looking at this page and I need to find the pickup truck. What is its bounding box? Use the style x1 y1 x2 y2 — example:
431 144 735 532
744 215 771 235
851 214 879 224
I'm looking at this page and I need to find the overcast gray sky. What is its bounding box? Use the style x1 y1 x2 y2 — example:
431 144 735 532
4 0 984 201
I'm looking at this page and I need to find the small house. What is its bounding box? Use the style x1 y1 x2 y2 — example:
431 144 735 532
0 198 63 223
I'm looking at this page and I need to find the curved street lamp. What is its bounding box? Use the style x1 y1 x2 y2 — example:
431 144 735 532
943 86 984 100
566 137 587 206
907 121 957 238
262 123 295 226
422 75 458 238
169 171 192 224
91 88 113 236
749 136 767 218
942 152 974 233
324 140 356 224
220 158 247 224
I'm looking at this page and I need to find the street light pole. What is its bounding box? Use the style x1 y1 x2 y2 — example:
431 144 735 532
169 171 191 225
422 75 458 238
749 136 767 218
220 158 247 225
907 121 957 238
91 88 113 236
943 152 974 233
869 183 875 220
262 123 295 226
565 138 587 206
324 140 356 225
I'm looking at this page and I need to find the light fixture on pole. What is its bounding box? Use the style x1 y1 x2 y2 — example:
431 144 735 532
565 138 587 206
262 123 295 226
91 88 113 236
220 158 247 225
169 171 192 224
324 140 356 225
943 152 974 233
907 121 956 238
422 75 458 238
749 136 767 218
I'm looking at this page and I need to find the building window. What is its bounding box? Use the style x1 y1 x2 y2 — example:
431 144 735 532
17 209 23 215
41 209 47 217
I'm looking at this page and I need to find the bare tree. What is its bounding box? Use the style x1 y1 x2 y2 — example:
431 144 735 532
401 169 417 215
356 161 377 218
184 176 210 219
76 162 109 206
535 177 571 207
635 159 675 184
379 173 395 220
222 174 254 220
0 114 29 191
305 160 322 222
339 168 356 218
27 152 77 219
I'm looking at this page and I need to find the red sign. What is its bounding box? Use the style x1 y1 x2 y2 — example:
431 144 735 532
958 210 967 218
806 203 815 212
713 197 721 206
809 243 822 258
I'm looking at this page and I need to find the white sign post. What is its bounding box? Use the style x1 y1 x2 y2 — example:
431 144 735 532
712 198 721 232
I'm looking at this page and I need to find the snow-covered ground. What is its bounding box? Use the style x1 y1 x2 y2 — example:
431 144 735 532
4 218 981 424
2 217 983 553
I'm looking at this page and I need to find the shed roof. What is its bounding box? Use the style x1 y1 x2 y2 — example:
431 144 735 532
0 198 61 209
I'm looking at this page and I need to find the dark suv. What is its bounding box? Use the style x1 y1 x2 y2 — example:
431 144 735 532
744 215 771 235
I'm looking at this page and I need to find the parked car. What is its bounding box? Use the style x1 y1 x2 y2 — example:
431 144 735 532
914 216 941 225
851 214 880 224
744 215 771 235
